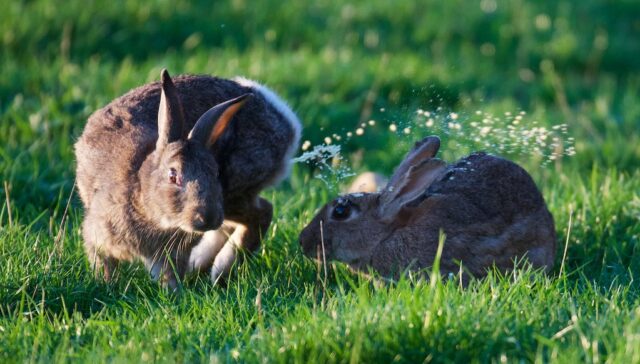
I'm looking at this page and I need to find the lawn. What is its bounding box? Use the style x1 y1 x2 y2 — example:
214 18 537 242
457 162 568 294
1 0 639 362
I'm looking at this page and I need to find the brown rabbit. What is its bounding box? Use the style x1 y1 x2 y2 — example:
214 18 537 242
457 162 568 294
299 136 555 281
75 70 301 289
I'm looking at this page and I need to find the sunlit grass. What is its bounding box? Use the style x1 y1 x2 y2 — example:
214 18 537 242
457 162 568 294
1 0 639 362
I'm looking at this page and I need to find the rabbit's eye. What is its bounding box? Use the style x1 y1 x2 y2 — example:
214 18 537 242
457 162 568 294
168 168 181 186
331 198 352 220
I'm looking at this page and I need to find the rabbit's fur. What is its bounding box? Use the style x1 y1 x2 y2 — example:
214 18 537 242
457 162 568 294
75 70 301 289
299 136 555 281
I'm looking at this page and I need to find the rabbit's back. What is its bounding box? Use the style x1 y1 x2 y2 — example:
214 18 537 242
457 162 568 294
429 152 547 221
75 90 158 207
373 152 556 277
429 153 555 272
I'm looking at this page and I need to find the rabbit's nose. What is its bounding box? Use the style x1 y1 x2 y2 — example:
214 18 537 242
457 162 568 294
192 211 222 232
192 214 207 230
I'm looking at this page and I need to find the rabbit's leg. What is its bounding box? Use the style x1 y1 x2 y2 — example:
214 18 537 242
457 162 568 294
82 215 119 281
210 197 273 283
187 225 235 274
86 245 118 281
144 248 190 292
209 225 242 284
144 257 164 282
99 256 118 281
144 257 180 291
160 256 182 292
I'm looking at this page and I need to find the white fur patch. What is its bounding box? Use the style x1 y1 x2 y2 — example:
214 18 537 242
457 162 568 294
210 242 238 284
188 230 228 273
233 77 302 184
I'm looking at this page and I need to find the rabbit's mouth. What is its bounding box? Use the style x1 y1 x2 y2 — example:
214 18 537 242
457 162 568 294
332 246 369 266
300 239 332 259
299 231 333 260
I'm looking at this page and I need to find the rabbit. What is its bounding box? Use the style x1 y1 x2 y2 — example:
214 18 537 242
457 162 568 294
299 136 556 281
75 69 301 289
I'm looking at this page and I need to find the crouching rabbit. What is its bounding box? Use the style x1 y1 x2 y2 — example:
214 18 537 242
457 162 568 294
299 136 555 281
75 70 301 289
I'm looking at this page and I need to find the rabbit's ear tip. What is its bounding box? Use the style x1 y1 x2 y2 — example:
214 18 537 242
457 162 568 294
161 69 171 83
417 135 441 155
421 135 440 145
413 136 440 152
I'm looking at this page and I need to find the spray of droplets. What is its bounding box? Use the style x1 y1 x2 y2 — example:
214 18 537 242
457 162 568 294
292 144 355 189
411 109 575 164
295 104 576 187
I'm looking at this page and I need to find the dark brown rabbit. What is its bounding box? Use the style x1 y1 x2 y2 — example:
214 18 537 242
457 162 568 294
299 136 555 281
75 70 301 289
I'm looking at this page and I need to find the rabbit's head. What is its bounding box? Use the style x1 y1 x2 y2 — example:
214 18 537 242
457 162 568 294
299 136 447 269
139 70 251 233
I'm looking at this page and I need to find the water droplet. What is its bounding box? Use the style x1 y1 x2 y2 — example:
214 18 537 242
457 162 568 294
301 140 311 151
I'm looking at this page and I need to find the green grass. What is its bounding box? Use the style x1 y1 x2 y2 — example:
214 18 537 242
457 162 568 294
1 0 639 362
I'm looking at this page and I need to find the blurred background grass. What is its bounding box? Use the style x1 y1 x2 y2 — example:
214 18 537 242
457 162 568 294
0 0 639 362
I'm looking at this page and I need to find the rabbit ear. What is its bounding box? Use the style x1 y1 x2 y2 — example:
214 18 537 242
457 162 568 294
156 69 186 151
188 93 252 148
380 158 446 210
385 136 441 190
379 136 446 221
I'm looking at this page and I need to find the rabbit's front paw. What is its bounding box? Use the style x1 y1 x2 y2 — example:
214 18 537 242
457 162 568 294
188 229 230 273
210 242 238 284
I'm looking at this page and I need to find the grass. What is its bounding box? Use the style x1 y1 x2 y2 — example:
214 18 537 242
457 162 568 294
1 0 639 362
